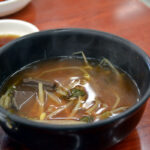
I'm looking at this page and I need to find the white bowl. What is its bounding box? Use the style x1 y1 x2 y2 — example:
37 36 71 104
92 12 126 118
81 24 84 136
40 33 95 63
0 0 31 17
0 19 39 36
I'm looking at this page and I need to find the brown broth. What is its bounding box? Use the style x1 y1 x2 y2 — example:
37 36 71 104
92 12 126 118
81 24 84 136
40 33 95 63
0 35 19 47
0 58 140 124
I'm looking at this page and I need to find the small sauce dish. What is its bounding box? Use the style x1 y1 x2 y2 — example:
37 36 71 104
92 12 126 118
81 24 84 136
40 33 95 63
0 0 31 17
0 19 39 47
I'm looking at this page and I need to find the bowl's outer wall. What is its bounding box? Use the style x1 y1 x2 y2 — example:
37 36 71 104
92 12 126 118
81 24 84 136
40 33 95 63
0 29 150 149
1 104 146 150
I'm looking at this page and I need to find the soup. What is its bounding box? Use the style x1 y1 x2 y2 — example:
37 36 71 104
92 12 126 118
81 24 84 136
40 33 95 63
0 35 19 47
0 52 139 124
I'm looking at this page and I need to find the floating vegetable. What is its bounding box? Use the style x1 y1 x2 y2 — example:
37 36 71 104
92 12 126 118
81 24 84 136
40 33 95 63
80 116 94 123
70 88 85 98
0 86 16 109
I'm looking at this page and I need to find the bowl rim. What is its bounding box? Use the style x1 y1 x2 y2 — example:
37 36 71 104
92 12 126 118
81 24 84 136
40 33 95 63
0 28 150 131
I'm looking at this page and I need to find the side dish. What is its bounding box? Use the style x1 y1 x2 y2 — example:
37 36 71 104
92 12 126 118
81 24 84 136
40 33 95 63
0 35 19 47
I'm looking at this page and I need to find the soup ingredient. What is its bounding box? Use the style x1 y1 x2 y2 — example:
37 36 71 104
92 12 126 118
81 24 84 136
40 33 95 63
48 101 73 118
86 100 99 114
100 58 119 75
0 35 19 47
0 52 139 124
23 78 57 91
80 116 94 123
112 93 120 109
0 86 15 109
33 119 86 125
70 88 85 98
47 92 62 104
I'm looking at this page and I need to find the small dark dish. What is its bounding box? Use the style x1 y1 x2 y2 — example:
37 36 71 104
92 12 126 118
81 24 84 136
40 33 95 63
0 28 150 150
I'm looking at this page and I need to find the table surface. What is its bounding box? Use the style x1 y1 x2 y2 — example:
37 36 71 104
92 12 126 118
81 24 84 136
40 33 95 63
0 0 150 149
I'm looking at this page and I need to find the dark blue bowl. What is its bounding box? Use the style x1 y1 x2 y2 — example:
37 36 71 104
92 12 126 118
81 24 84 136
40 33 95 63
0 28 150 150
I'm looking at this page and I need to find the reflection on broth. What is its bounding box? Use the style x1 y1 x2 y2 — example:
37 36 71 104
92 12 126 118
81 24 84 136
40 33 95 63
0 52 140 124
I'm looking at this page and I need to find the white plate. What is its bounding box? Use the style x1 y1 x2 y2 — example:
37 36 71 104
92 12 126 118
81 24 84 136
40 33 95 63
0 19 39 36
0 0 31 17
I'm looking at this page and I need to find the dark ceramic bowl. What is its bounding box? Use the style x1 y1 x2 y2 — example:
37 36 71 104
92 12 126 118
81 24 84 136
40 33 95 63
0 28 150 150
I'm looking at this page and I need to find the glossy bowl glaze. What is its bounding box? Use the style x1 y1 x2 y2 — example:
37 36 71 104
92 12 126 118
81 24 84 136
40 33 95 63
0 28 150 150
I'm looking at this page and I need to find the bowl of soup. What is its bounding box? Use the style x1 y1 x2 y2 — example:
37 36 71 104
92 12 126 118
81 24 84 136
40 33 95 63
0 28 149 149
